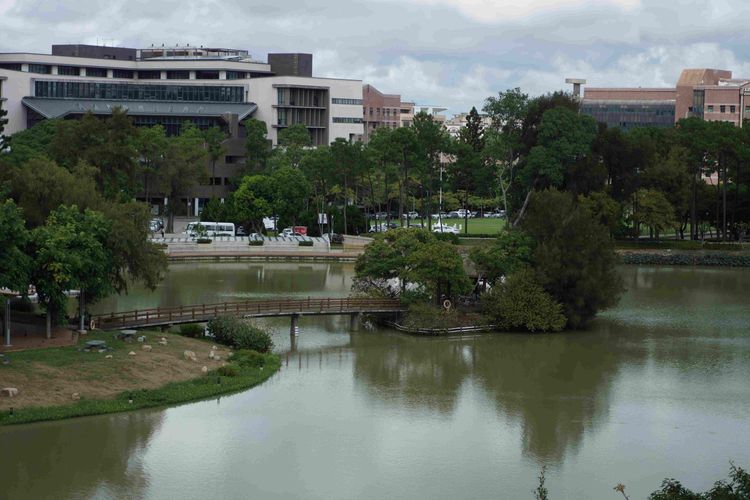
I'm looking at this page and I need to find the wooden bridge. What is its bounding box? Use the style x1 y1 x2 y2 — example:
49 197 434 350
91 297 405 331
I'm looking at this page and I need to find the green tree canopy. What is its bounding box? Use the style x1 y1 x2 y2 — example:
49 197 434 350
522 189 623 328
244 118 270 173
0 198 32 293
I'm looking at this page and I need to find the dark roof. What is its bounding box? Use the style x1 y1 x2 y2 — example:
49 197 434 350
22 97 257 120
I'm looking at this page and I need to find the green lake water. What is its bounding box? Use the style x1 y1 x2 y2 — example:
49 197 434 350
1 263 749 499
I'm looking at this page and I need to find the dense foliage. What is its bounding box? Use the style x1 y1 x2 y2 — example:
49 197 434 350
206 316 274 353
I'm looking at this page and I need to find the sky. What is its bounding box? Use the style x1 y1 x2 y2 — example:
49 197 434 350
2 0 750 115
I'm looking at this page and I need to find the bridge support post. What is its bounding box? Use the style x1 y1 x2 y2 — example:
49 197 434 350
290 314 299 337
349 313 359 331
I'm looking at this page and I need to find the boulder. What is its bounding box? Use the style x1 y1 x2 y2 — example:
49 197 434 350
105 354 113 359
213 355 221 361
183 350 197 361
128 351 136 356
137 336 146 343
1 387 18 397
142 345 153 351
208 351 215 359
71 392 81 401
201 365 208 373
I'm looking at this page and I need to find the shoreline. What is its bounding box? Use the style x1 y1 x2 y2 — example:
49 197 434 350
0 332 281 427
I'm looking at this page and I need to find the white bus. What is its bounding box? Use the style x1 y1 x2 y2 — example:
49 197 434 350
185 221 236 237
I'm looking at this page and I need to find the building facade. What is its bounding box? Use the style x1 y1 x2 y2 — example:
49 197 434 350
361 84 401 141
0 44 364 214
581 68 750 130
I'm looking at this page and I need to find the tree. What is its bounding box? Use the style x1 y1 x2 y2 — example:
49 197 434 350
30 206 112 338
354 228 436 296
522 189 623 328
631 188 676 240
233 174 276 233
0 105 9 153
470 230 534 284
277 124 311 168
452 107 485 234
407 238 471 302
514 107 597 226
578 191 622 236
203 126 227 199
6 157 102 227
134 125 168 209
481 268 566 333
158 122 208 232
412 112 450 229
272 166 310 228
0 120 58 167
0 198 32 341
330 138 362 234
245 119 271 173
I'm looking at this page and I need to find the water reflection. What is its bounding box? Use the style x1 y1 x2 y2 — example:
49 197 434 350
350 330 619 464
0 411 163 499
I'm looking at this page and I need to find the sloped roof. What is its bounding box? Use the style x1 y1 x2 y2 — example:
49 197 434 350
22 97 257 120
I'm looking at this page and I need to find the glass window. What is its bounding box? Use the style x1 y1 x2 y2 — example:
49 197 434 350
113 69 134 79
707 105 714 113
28 64 51 74
196 70 219 80
730 105 736 113
33 80 244 102
138 70 161 80
57 66 80 76
720 105 726 113
167 70 190 80
85 67 107 78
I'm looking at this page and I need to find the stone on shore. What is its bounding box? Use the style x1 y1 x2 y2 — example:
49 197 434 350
142 344 153 351
1 387 19 397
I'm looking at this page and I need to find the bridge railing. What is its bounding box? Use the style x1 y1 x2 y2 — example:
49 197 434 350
92 297 403 329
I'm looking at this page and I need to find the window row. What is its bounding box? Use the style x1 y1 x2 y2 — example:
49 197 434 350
332 117 363 123
706 105 740 114
332 98 363 105
34 81 245 103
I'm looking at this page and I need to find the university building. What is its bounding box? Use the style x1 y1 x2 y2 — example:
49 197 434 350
359 84 446 142
0 44 364 214
580 68 750 130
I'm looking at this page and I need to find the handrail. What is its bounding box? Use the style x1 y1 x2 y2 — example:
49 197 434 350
93 296 403 327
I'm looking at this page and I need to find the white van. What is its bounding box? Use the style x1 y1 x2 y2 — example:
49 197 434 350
185 222 236 237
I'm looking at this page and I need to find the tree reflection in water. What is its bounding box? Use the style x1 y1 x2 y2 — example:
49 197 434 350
0 411 163 499
351 329 621 465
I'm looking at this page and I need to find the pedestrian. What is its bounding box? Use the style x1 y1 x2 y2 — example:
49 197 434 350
161 229 165 238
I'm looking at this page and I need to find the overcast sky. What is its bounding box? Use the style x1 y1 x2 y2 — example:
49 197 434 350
2 0 750 115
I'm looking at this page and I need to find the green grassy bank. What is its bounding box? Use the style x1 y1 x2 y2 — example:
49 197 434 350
0 332 280 427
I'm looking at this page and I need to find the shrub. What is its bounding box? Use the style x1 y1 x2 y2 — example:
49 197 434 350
217 365 239 377
434 232 460 245
206 316 274 353
248 239 264 246
481 268 566 333
179 323 205 338
233 349 267 368
233 325 274 353
196 238 212 244
298 240 314 247
206 316 243 346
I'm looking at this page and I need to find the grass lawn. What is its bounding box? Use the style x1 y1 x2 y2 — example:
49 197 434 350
0 329 279 426
371 217 506 235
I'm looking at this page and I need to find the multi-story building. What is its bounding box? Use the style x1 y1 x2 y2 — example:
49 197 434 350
361 84 401 141
444 111 492 138
0 43 364 214
580 68 750 130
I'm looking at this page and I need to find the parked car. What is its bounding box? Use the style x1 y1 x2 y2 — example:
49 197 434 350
149 218 164 233
431 212 448 219
235 226 247 236
369 223 390 233
401 211 419 219
329 233 344 244
281 227 304 237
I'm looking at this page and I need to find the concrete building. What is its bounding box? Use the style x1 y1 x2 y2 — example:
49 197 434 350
581 68 750 130
0 43 364 214
444 111 492 138
361 84 400 141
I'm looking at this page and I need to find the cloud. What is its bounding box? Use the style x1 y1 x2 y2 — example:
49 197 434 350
1 0 750 115
399 0 641 23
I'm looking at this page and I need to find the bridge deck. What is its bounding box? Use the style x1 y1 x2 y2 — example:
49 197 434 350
92 297 404 330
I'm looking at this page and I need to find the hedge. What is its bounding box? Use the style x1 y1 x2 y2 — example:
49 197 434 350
620 252 750 267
